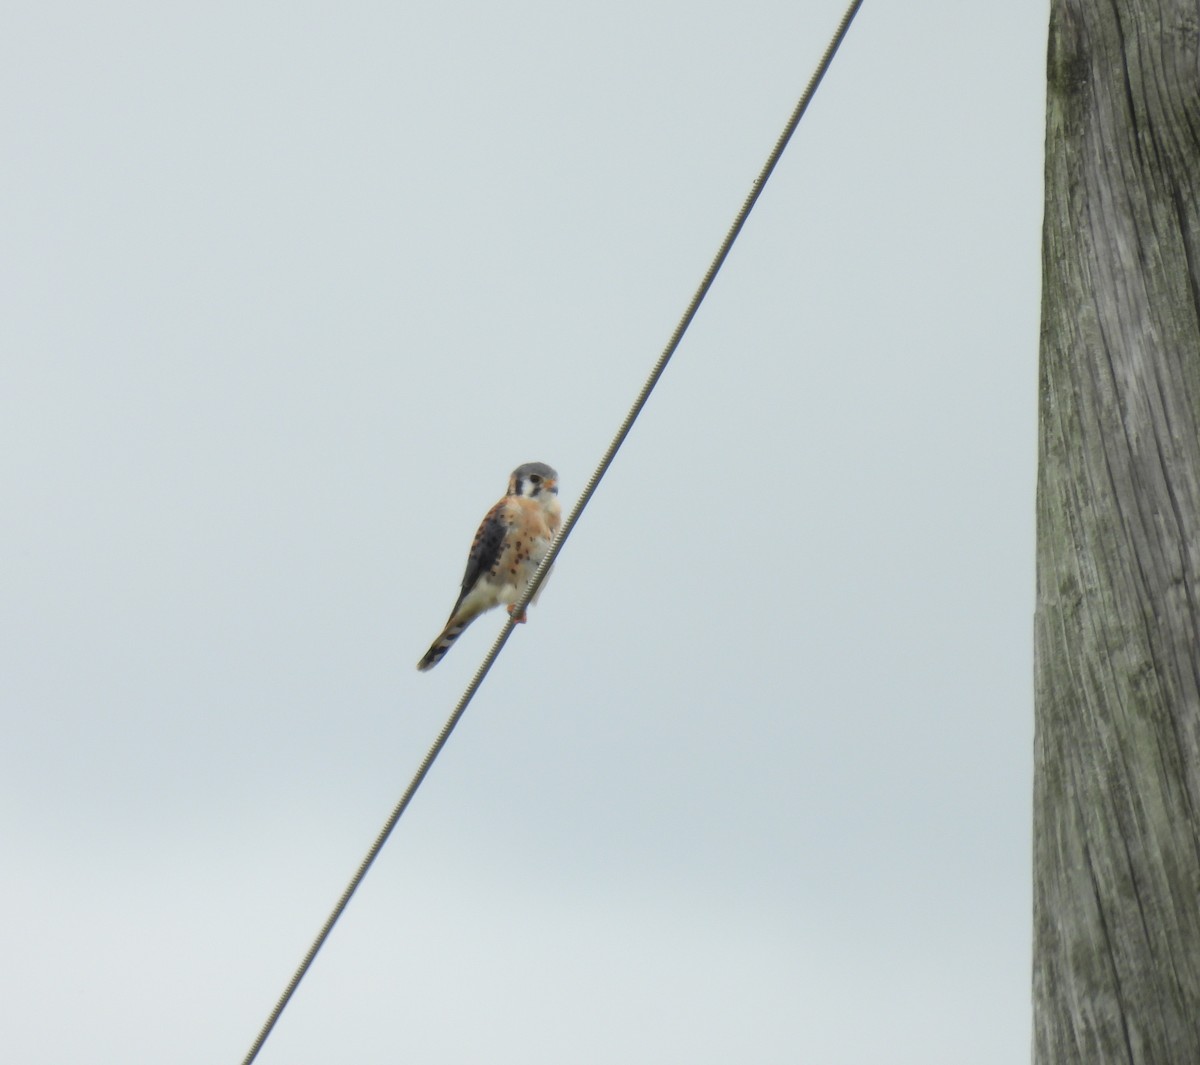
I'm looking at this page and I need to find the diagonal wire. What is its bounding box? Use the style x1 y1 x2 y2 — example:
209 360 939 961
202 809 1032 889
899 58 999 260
239 3 862 1061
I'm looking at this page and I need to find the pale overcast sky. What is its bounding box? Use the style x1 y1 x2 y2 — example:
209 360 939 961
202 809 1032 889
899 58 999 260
2 2 1045 1062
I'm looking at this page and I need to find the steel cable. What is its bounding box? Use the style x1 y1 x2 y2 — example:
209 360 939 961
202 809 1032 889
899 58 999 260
239 3 863 1060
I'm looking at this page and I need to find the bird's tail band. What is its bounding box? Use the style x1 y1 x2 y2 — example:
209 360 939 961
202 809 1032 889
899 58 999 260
416 620 469 671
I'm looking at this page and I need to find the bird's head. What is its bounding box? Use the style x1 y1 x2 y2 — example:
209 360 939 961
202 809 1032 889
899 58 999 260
508 462 559 505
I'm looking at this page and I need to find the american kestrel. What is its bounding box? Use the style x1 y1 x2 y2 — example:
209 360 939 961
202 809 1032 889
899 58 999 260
417 462 562 671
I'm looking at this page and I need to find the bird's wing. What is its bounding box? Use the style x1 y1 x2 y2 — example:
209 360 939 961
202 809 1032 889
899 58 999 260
451 500 509 615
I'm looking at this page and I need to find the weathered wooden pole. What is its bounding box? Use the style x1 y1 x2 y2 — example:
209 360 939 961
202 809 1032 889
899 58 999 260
1034 1 1200 1061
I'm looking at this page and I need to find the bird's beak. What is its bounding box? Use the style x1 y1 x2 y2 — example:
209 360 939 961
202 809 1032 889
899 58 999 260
546 478 558 495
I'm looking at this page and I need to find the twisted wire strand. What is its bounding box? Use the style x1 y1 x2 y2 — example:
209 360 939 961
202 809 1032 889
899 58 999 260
239 3 862 1061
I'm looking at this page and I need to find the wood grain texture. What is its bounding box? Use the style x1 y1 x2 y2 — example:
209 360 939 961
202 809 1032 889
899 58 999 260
1035 1 1200 1062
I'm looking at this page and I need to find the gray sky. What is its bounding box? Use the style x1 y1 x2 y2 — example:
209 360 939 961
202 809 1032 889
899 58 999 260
2 2 1045 1062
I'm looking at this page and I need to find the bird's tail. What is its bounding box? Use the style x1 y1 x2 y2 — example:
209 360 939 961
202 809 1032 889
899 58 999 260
416 616 473 671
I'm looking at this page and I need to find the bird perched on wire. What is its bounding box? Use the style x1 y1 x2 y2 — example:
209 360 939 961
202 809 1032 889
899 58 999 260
417 462 562 671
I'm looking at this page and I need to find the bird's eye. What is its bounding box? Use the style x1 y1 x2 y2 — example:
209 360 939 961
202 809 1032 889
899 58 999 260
530 474 542 485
